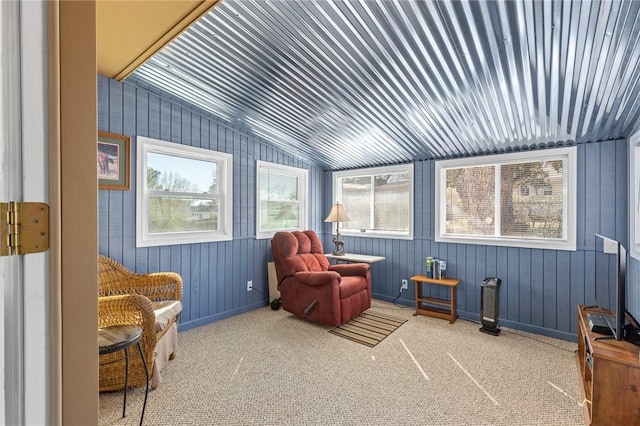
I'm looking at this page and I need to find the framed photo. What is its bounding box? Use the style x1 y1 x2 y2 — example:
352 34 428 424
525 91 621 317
98 131 130 190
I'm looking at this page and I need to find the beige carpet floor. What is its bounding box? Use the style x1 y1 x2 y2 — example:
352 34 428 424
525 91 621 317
99 300 584 425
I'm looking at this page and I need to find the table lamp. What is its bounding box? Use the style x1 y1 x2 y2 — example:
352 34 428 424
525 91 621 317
324 202 350 255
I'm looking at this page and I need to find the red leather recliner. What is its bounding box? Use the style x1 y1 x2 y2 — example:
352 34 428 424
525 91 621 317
271 230 371 326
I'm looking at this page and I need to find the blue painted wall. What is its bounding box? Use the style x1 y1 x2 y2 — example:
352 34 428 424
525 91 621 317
99 75 630 341
97 76 325 330
323 139 629 341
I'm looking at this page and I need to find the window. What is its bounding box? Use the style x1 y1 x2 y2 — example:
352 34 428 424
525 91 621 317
435 147 576 250
332 164 414 239
256 161 308 239
136 136 233 247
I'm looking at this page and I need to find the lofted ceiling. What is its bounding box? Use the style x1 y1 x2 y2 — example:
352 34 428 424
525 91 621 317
117 0 640 171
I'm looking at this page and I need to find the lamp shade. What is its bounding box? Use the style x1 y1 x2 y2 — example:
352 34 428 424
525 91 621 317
324 202 350 223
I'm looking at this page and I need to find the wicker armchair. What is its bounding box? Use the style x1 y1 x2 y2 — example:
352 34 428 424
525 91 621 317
98 255 183 391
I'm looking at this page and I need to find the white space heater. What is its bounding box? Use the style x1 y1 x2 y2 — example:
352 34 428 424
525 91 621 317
480 277 502 336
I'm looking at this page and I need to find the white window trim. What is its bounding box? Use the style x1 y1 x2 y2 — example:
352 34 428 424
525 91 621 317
435 146 577 251
332 163 414 240
256 160 309 239
136 136 233 247
630 132 640 260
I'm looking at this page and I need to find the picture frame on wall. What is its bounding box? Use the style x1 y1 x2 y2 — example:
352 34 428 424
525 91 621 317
98 131 130 190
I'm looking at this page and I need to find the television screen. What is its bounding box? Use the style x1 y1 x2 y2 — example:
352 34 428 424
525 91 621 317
594 233 626 340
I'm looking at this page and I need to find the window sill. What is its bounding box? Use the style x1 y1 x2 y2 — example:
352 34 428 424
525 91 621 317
436 234 576 251
341 231 414 241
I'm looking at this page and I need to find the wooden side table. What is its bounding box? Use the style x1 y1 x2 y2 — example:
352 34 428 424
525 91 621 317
99 325 149 426
325 253 386 264
410 275 461 323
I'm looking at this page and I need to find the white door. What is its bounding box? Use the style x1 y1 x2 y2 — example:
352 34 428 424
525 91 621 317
0 1 49 424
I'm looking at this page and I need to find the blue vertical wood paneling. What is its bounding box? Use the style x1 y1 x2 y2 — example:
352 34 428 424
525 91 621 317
240 135 248 237
530 249 544 327
506 247 519 320
414 162 424 238
136 91 148 136
569 250 586 332
216 241 226 313
108 79 123 134
191 249 202 320
426 160 435 239
584 143 602 248
107 191 123 261
148 93 161 139
98 75 629 340
181 109 192 146
600 142 616 239
232 240 241 308
496 246 509 319
159 247 172 278
247 139 255 235
98 76 321 331
556 251 571 332
543 250 558 329
464 245 476 311
122 85 137 264
518 249 532 324
199 243 209 317
180 245 191 322
457 242 467 310
170 104 181 143
98 192 109 255
97 77 109 129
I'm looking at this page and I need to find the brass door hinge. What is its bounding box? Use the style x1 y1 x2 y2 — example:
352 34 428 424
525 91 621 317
1 202 49 256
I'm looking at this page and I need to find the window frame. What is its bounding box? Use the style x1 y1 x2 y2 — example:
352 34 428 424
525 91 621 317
630 133 640 260
435 146 577 251
255 160 309 239
136 136 233 247
332 163 414 240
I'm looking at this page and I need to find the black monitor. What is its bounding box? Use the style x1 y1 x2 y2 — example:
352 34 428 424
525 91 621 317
593 233 640 343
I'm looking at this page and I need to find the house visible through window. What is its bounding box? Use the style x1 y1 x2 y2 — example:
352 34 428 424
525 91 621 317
256 161 308 239
136 136 233 247
435 147 576 250
333 164 414 239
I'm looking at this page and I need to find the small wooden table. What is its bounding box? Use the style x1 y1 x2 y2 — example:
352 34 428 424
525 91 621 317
325 253 386 264
411 275 461 323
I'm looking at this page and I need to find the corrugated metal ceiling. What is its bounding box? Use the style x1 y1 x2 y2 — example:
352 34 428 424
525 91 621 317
130 0 640 170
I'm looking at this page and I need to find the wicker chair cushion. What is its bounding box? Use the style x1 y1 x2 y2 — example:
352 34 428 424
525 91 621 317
152 300 183 332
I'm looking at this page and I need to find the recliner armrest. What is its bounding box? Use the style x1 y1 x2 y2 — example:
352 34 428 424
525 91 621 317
329 263 370 277
293 271 341 286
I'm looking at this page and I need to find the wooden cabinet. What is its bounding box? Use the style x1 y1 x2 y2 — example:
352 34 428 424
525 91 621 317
576 304 640 425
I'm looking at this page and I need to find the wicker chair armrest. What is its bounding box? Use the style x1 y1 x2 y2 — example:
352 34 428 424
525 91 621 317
103 273 183 302
140 272 183 301
98 294 156 345
98 294 156 384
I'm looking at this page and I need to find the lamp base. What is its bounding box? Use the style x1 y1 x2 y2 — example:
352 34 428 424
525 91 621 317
332 236 345 256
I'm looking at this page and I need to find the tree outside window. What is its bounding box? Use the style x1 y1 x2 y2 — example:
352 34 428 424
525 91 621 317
436 147 576 251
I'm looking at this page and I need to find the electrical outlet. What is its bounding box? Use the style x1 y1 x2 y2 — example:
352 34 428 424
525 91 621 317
401 279 408 291
247 280 253 291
